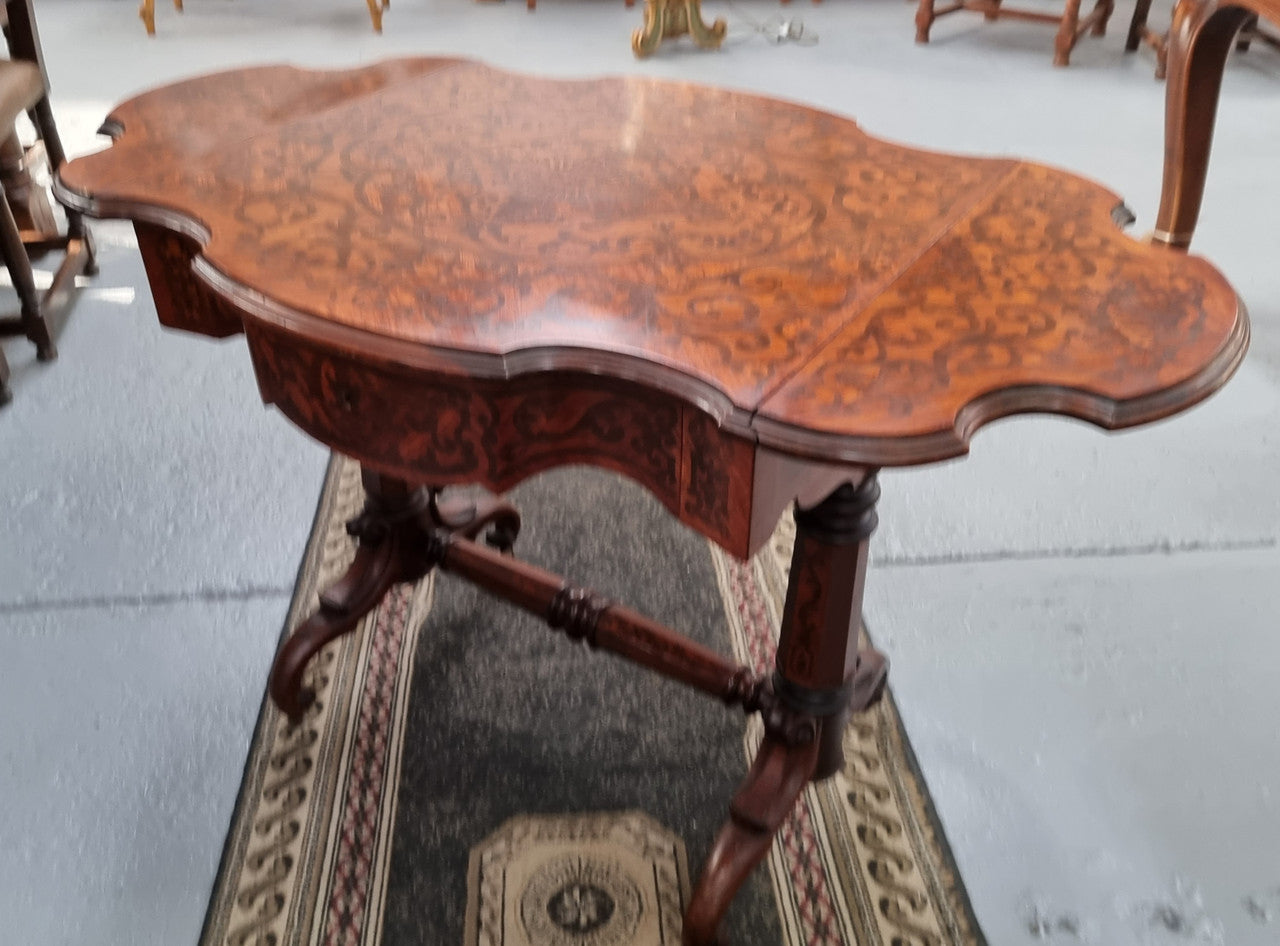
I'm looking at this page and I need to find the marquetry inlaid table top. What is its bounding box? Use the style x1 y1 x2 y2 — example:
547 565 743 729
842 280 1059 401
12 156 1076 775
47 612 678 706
55 57 1247 556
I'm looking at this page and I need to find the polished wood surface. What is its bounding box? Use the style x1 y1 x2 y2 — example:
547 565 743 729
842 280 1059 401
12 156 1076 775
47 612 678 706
54 59 1251 946
57 59 1245 477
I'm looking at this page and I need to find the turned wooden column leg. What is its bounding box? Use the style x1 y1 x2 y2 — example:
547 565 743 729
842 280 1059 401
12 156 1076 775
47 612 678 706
773 476 885 778
683 476 887 946
268 470 521 723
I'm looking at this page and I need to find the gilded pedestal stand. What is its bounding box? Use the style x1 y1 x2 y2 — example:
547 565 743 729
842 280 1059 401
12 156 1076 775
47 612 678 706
632 0 727 56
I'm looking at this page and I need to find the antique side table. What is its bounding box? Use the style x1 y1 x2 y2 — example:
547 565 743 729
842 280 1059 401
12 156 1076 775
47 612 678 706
55 58 1247 945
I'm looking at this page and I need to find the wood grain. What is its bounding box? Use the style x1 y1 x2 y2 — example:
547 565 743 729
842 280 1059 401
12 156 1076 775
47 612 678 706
55 56 1247 508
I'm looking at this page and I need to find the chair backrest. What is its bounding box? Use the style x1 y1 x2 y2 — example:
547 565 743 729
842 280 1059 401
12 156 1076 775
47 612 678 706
1154 0 1274 248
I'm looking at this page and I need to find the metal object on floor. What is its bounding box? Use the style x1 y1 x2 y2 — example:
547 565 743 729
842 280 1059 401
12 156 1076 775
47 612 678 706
632 0 727 57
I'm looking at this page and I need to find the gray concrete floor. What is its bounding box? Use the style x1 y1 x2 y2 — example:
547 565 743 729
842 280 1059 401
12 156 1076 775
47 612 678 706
1 1 1277 943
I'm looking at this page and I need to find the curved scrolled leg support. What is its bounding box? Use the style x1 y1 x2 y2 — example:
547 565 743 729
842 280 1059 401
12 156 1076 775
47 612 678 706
683 731 821 946
268 534 409 722
271 537 404 721
683 472 890 942
269 473 522 723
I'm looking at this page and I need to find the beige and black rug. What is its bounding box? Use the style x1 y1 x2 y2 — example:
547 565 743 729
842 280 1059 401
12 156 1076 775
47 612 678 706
200 455 985 946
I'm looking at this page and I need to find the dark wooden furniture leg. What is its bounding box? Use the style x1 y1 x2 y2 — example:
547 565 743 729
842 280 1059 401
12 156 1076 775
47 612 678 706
0 180 53 358
1154 0 1254 248
0 344 11 404
1125 0 1171 78
1236 10 1258 46
0 131 55 235
0 0 98 400
1240 13 1280 49
269 469 520 723
683 476 887 946
1127 0 1154 49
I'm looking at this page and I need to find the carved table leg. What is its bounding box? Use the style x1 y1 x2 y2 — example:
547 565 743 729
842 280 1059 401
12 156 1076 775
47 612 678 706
684 730 820 946
268 470 521 723
683 476 886 945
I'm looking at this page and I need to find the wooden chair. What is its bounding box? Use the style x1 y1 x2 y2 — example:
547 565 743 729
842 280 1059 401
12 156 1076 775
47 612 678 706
915 0 1116 66
1235 12 1280 52
0 0 96 405
1129 0 1278 78
139 0 391 34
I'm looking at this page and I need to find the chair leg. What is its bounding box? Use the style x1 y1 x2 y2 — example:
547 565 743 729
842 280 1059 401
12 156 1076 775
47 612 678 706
0 343 12 405
1237 12 1258 50
28 98 97 276
1126 0 1153 49
915 0 937 43
1054 0 1085 64
1091 0 1114 36
0 192 54 361
0 132 56 237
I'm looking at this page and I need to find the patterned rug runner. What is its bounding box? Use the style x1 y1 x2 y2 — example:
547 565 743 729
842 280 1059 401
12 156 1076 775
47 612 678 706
200 455 986 946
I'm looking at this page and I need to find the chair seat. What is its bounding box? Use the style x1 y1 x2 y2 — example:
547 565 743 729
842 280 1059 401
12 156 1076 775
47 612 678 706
0 59 43 129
